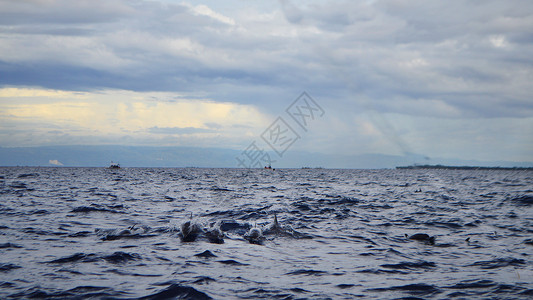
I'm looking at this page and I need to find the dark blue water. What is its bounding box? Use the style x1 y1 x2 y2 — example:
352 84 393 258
1 167 532 299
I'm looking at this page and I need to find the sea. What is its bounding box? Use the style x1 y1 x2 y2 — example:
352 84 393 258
0 167 532 299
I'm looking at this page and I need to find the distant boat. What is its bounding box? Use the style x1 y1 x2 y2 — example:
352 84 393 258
264 165 275 170
109 161 121 169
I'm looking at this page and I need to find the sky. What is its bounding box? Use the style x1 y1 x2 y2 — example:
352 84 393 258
0 0 532 165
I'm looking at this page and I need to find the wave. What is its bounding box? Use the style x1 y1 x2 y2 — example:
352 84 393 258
336 284 356 289
380 260 437 270
107 269 163 277
8 285 125 299
0 242 22 249
8 182 31 189
17 173 40 178
46 251 141 264
95 226 155 241
446 279 496 289
71 204 124 214
217 259 248 266
509 194 533 206
194 250 217 258
367 283 441 297
192 276 216 285
468 257 526 269
286 269 328 276
444 279 533 298
0 263 21 272
139 284 212 300
47 253 99 264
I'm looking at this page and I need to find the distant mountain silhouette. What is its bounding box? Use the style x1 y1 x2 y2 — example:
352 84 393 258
0 145 531 169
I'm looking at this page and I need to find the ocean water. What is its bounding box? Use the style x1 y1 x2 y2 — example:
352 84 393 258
0 167 532 299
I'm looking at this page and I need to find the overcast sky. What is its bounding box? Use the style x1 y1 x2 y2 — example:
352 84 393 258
1 0 532 163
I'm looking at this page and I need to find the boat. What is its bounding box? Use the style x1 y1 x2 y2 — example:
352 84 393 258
264 165 275 170
109 161 121 169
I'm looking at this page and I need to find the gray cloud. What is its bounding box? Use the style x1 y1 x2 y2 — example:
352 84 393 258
204 122 223 129
0 0 135 25
1 0 528 118
277 0 533 117
1 2 531 101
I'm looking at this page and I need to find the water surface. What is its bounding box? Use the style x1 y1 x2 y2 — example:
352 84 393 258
1 167 532 299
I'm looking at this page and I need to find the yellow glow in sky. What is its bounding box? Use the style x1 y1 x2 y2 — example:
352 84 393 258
0 88 270 146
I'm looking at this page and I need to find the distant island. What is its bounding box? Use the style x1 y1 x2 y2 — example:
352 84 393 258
396 164 533 171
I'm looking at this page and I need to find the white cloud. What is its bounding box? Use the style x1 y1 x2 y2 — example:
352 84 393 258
49 159 63 166
489 35 508 48
188 4 235 26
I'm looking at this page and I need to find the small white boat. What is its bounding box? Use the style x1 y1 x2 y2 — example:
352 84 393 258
109 161 121 169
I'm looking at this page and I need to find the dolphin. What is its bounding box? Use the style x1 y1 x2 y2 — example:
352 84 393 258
180 213 203 242
406 233 435 245
244 224 265 245
205 222 225 244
